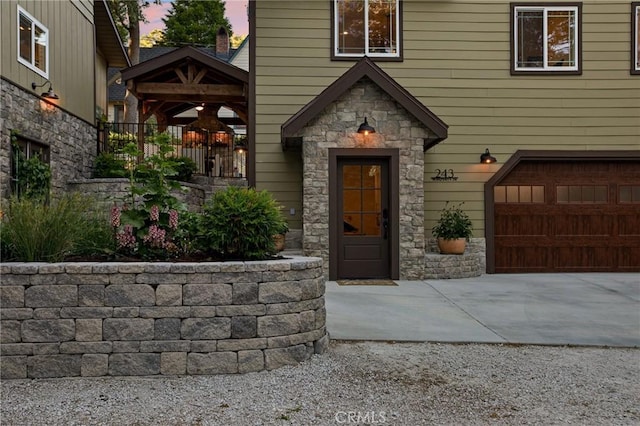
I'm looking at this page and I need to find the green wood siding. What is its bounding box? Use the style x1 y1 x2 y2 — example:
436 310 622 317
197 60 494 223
254 0 640 234
1 0 96 123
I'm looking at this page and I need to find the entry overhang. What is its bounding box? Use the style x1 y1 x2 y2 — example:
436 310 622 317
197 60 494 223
281 57 448 151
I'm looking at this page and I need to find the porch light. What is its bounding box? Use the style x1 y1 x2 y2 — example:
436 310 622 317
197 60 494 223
234 139 248 153
31 80 59 100
195 103 204 111
480 148 497 164
357 117 375 135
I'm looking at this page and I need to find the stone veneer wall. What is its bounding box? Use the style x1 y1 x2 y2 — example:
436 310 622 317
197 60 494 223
0 78 95 201
0 257 328 379
67 179 208 213
301 78 428 280
424 238 485 279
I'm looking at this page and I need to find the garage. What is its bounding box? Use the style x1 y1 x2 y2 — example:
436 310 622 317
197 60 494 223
485 151 640 273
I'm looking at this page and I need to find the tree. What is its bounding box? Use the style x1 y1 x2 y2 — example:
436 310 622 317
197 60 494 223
107 0 160 124
141 28 165 47
160 0 232 47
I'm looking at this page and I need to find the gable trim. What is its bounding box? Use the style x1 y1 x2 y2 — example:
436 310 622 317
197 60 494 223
280 57 448 150
120 46 248 84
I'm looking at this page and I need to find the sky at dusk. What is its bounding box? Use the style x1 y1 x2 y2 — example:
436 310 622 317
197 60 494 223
141 0 249 36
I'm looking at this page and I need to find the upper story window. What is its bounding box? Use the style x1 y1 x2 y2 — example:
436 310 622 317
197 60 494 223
633 3 639 74
332 0 401 61
511 3 581 75
17 6 49 77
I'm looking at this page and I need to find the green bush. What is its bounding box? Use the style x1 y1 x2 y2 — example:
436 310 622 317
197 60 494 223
198 187 288 260
0 194 113 262
93 151 127 178
167 156 198 182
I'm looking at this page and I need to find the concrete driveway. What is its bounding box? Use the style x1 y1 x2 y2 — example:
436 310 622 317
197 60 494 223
325 273 640 347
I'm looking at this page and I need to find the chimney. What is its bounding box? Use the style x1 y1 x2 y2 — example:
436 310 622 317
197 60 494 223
216 27 229 56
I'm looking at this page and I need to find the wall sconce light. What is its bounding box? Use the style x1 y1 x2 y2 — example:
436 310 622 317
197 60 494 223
357 117 375 135
31 80 59 100
195 103 204 111
480 148 497 164
234 139 248 153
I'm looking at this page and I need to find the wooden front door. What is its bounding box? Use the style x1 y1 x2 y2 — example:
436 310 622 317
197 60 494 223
336 158 391 279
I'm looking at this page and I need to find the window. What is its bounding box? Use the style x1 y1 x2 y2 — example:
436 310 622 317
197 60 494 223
494 185 545 203
332 0 401 60
619 185 640 203
17 6 48 77
511 3 581 74
556 185 607 204
11 135 50 198
633 3 640 74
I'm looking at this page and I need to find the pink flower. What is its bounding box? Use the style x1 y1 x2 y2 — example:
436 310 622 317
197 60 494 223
116 225 136 249
150 205 160 222
143 224 166 248
110 204 121 228
169 209 178 230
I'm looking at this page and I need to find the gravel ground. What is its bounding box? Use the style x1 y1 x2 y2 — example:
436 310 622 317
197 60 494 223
2 341 639 425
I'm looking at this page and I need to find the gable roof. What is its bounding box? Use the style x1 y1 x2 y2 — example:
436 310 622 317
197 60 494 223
94 0 130 68
281 57 448 150
120 46 247 85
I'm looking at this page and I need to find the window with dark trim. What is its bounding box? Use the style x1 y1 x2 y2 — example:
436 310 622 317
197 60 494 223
511 3 582 75
11 135 50 197
332 0 402 61
17 6 49 77
633 2 640 74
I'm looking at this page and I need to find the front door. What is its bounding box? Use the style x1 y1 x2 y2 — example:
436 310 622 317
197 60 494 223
337 158 390 279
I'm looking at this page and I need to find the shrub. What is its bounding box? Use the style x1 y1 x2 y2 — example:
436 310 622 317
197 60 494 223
198 187 288 260
93 151 127 178
431 202 473 240
0 194 113 262
167 156 198 182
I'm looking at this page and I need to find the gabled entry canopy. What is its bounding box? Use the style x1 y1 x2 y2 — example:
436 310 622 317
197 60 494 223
120 46 249 124
281 57 448 151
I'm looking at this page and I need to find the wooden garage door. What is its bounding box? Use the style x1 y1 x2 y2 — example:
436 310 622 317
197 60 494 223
494 160 640 273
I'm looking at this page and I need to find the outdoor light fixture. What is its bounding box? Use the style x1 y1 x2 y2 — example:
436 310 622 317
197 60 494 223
31 79 59 100
234 139 248 153
357 117 375 135
480 148 497 164
195 103 204 111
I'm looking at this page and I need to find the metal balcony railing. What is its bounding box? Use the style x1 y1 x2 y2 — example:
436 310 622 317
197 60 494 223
97 122 247 178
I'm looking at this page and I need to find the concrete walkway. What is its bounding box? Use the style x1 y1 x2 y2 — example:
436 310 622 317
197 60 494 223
325 273 640 347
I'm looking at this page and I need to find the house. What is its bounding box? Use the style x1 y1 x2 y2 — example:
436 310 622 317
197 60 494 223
0 0 129 197
247 1 640 279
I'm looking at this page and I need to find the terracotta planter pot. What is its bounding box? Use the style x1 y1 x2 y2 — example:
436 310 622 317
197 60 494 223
437 238 467 255
274 234 286 252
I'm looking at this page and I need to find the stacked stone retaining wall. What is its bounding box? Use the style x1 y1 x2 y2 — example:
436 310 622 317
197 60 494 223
0 256 328 379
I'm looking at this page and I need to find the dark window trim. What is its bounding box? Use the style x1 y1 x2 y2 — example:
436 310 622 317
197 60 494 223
330 0 404 62
632 2 640 75
509 2 583 76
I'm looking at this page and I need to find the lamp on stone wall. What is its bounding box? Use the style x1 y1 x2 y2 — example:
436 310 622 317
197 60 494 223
31 80 59 100
357 117 375 135
480 148 497 164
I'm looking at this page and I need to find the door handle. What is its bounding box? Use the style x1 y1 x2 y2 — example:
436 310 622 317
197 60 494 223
382 208 389 240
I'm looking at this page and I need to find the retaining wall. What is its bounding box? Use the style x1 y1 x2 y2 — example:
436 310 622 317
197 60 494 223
0 256 328 379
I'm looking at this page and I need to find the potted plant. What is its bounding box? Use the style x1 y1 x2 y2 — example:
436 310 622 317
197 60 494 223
431 202 473 254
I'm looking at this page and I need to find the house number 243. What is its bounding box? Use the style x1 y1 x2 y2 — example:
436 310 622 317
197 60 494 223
431 169 458 181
